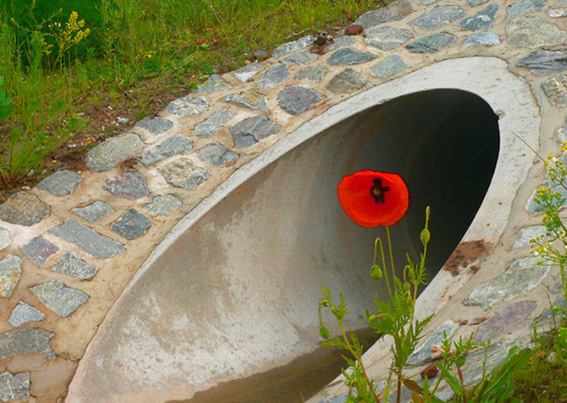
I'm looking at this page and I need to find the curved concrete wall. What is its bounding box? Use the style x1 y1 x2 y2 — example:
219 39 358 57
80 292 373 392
68 58 535 402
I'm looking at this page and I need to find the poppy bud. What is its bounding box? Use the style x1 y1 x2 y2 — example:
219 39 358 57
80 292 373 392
370 264 383 281
420 228 431 246
456 356 466 368
368 315 379 327
320 326 330 339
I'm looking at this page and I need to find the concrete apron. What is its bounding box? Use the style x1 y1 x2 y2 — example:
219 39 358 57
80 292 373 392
68 58 538 401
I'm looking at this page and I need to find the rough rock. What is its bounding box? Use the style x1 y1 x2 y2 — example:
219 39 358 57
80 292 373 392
328 48 377 66
159 159 210 189
72 201 114 223
141 134 193 166
0 229 9 251
507 0 545 19
0 328 55 360
295 66 328 82
111 209 152 240
30 280 89 318
328 36 355 50
466 257 549 307
193 74 231 93
0 372 30 401
354 0 413 28
474 301 537 343
38 170 82 196
277 86 323 115
371 55 408 77
518 50 567 76
257 64 290 90
280 52 318 65
0 255 21 298
409 6 466 31
271 35 314 59
233 63 264 82
9 302 45 327
364 26 413 50
230 115 280 148
408 321 458 365
134 117 173 135
194 109 233 138
86 133 144 172
198 144 239 167
542 75 567 107
144 194 182 216
506 16 567 48
0 192 50 226
460 4 498 31
225 91 268 112
165 96 208 116
406 33 456 53
462 32 501 46
53 251 97 280
21 237 58 266
512 225 546 249
326 68 366 94
50 219 125 258
104 171 150 200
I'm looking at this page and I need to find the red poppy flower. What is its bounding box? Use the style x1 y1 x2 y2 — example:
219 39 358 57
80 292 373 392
337 170 409 227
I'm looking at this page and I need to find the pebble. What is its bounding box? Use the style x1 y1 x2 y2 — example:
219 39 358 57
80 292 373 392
225 91 268 112
9 301 45 327
104 171 150 200
198 144 239 167
0 192 50 226
230 115 280 147
165 96 208 116
258 64 290 90
406 33 456 53
159 159 210 190
53 251 98 280
271 35 314 59
134 117 173 135
364 26 413 50
195 108 233 138
295 66 328 82
542 74 567 107
0 372 30 401
0 255 22 298
21 237 59 266
193 74 231 94
326 68 366 94
86 133 145 172
233 62 264 82
30 280 89 318
409 6 466 31
111 208 152 240
371 55 408 77
141 134 193 166
328 48 377 66
277 86 323 115
144 194 182 216
0 328 55 360
72 201 114 223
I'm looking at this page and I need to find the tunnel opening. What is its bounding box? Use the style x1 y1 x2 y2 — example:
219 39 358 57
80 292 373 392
68 88 500 402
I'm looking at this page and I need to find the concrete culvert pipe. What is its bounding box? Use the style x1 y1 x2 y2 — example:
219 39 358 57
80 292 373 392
69 58 540 403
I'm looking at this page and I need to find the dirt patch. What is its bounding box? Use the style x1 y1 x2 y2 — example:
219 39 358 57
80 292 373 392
443 240 489 276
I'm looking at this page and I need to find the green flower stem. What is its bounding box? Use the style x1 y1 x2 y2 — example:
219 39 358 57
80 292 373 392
375 237 393 302
386 226 397 291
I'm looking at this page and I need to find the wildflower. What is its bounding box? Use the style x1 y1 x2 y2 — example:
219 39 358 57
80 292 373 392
337 170 409 227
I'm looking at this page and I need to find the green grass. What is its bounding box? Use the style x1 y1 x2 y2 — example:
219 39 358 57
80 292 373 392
0 0 385 190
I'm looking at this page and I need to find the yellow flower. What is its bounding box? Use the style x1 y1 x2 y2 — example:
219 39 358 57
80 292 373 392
548 154 555 160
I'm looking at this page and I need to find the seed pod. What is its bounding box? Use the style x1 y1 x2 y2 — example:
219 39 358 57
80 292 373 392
420 228 431 246
370 264 383 281
320 326 330 339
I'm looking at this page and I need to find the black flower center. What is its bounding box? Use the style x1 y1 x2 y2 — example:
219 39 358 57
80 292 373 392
370 178 390 204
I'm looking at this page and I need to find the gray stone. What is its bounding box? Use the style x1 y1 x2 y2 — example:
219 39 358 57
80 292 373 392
117 117 130 125
141 135 193 166
111 209 152 240
9 302 44 327
371 55 408 78
517 50 567 76
296 66 328 82
506 16 567 48
328 36 355 50
53 251 97 280
407 321 458 365
549 7 567 17
225 91 268 112
144 194 182 216
512 225 546 249
468 0 490 6
50 219 125 258
537 296 566 324
72 200 114 223
527 180 567 212
0 255 21 298
165 96 208 116
0 229 10 251
559 121 567 143
507 0 545 19
278 86 323 115
271 35 314 59
38 170 82 196
233 62 264 82
321 394 348 403
30 280 89 318
542 74 567 107
105 171 150 200
463 32 501 46
354 0 413 28
198 144 239 167
257 64 290 90
474 301 537 343
364 26 413 50
134 117 173 135
421 0 438 4
557 0 567 6
280 52 318 65
409 6 466 31
254 50 269 61
466 257 549 308
406 33 456 53
0 328 55 360
0 372 30 401
193 74 231 93
328 48 377 66
86 133 144 172
21 237 58 266
0 192 50 226
229 116 281 148
194 109 233 138
159 159 210 190
461 4 498 31
326 68 366 94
